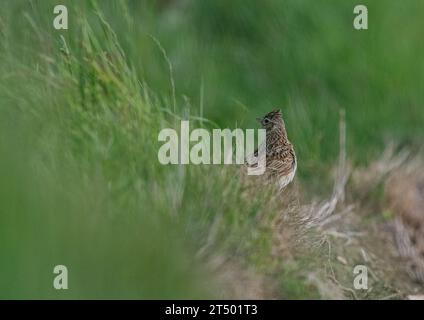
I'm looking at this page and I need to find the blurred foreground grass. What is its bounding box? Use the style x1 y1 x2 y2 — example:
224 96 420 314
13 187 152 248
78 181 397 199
0 0 423 298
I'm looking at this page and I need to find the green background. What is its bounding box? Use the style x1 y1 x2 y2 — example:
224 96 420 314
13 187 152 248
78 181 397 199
0 0 423 298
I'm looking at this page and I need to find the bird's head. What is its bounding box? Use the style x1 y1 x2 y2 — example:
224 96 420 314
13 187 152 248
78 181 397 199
256 109 285 131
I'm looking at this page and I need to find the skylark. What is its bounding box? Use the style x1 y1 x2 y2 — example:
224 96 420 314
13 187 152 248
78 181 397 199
252 109 297 190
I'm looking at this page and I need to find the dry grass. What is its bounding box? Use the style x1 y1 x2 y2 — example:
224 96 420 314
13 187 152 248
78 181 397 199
350 144 424 295
214 110 424 299
386 157 424 283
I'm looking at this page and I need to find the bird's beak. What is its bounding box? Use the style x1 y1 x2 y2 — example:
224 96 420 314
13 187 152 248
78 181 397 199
256 117 262 123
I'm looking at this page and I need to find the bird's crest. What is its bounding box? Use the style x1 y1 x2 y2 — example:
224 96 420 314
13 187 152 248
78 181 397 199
264 109 282 120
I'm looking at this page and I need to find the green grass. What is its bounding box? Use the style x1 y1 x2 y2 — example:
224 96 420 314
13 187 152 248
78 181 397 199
0 0 423 299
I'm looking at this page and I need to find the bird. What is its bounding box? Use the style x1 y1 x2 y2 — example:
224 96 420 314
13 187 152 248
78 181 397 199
249 109 297 191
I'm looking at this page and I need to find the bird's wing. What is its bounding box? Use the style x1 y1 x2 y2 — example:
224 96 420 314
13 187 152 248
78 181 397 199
266 158 293 177
266 149 296 177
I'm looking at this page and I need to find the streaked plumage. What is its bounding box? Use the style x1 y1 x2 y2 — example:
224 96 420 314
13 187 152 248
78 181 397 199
255 109 297 190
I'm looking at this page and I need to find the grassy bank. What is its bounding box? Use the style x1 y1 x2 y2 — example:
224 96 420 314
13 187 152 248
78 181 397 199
0 0 423 299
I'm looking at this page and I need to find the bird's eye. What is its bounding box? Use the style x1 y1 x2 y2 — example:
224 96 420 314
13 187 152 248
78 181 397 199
263 118 270 124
